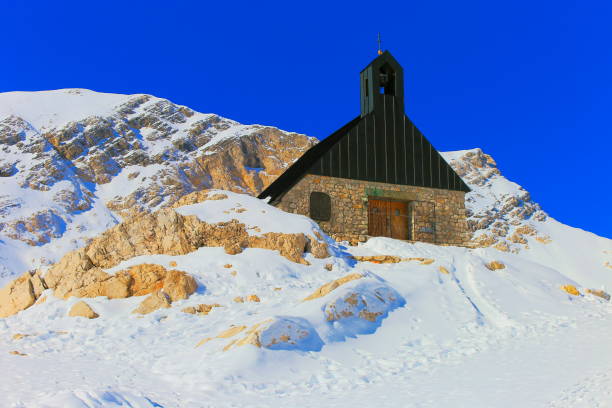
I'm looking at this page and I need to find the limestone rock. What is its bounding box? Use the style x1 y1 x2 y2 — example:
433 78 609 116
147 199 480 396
0 271 46 318
163 270 197 301
3 209 67 246
127 264 167 296
351 255 434 265
307 235 329 259
303 273 363 301
132 291 172 314
248 232 309 264
352 255 402 264
171 190 228 208
200 318 323 352
42 260 197 306
224 243 243 255
43 206 318 288
493 241 510 252
182 303 222 315
445 149 548 251
509 232 528 245
217 325 247 338
472 234 497 248
322 281 405 337
586 289 610 301
234 296 260 303
227 317 323 352
561 284 581 296
485 261 505 271
68 301 99 319
535 235 552 244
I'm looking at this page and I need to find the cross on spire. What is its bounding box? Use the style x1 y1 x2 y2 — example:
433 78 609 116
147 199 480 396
377 33 383 55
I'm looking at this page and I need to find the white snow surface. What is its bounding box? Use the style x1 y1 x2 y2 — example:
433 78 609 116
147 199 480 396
174 190 322 236
0 89 130 129
1 188 611 407
1 90 611 406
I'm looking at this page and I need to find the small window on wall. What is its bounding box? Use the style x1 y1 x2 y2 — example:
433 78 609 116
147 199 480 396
309 192 331 221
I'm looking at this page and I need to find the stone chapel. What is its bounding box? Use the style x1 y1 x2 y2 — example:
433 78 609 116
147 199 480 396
258 50 471 245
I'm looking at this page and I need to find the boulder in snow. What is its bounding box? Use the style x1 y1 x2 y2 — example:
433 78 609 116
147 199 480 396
68 300 99 319
132 291 172 315
0 271 46 318
323 280 405 340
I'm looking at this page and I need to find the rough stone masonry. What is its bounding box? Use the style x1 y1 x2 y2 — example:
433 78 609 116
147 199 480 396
275 174 470 246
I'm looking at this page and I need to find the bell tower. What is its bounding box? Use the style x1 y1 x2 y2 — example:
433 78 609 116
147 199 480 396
360 50 405 117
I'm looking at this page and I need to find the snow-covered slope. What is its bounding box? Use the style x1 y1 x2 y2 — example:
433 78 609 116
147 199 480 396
1 91 611 407
0 184 610 407
0 89 316 282
443 148 611 288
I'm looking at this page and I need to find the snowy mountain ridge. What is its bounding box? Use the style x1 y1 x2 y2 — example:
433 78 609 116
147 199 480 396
443 148 549 251
1 89 611 407
0 89 316 281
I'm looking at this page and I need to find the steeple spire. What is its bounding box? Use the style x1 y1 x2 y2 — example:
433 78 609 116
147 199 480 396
377 33 383 55
360 50 404 117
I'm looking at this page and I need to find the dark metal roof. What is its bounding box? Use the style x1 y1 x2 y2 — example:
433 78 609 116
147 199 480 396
258 51 471 203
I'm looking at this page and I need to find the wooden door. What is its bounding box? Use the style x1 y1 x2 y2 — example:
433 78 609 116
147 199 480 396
368 199 409 240
389 201 408 240
368 199 388 237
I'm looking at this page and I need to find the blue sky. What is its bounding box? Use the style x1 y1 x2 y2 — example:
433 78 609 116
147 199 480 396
2 0 610 238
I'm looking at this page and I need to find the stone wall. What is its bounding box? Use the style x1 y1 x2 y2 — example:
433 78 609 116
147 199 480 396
275 174 470 246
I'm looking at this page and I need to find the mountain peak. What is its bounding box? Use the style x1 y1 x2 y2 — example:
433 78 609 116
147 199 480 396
0 91 316 280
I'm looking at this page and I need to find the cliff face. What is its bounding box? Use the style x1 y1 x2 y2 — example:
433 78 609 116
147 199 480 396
0 89 316 279
442 148 549 252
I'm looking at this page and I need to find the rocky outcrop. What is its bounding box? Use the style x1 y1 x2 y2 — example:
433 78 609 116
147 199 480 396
586 289 610 301
233 295 260 303
0 262 197 317
0 271 46 318
561 284 581 296
248 233 310 264
0 90 316 261
485 261 505 271
197 317 324 352
2 210 66 246
323 282 405 329
444 149 548 252
0 194 329 317
182 303 222 315
132 291 172 315
162 269 198 301
351 255 434 265
45 262 196 301
171 191 228 208
68 301 99 319
303 273 363 301
42 205 328 281
196 325 247 348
